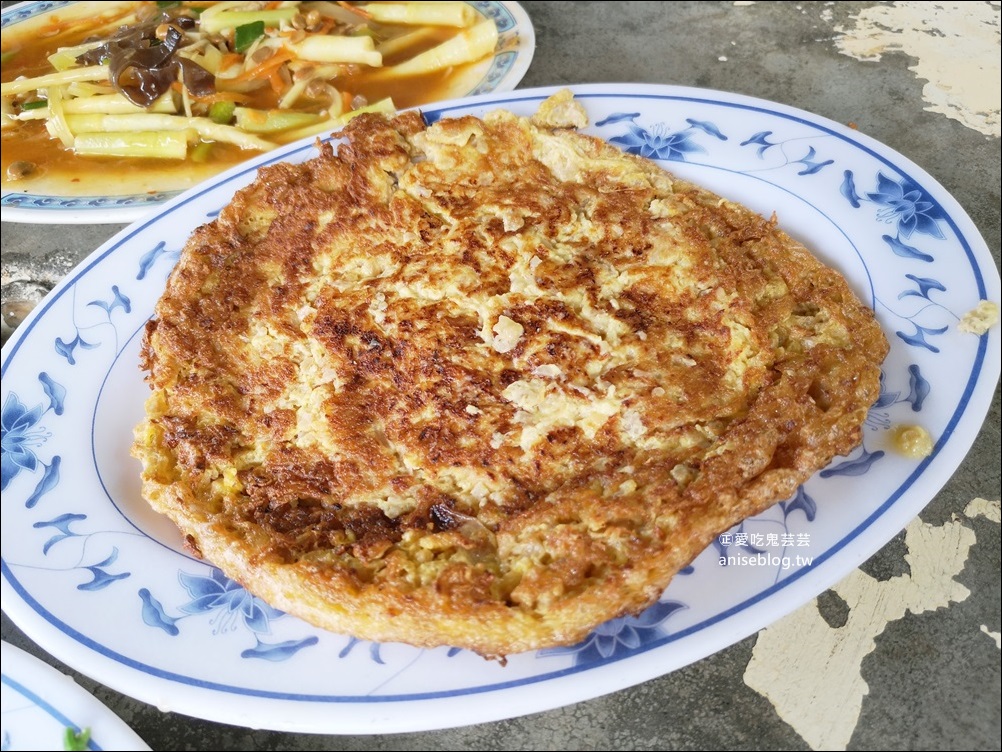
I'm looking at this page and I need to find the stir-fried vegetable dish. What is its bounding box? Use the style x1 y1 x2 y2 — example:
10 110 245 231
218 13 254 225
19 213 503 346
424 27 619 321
1 1 498 190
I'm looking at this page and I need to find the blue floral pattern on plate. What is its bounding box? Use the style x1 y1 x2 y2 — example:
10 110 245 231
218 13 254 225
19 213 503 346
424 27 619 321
1 84 996 734
599 112 726 160
139 569 319 661
540 600 687 666
739 130 835 175
2 374 63 505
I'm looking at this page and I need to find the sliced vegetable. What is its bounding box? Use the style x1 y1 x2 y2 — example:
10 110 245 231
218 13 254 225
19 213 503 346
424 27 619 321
66 81 117 97
358 2 477 28
62 92 176 114
234 107 323 133
375 27 440 59
272 97 395 144
21 100 49 111
181 80 194 117
0 97 16 129
44 85 74 148
74 130 192 159
192 118 274 150
336 97 396 123
369 19 496 78
289 35 382 66
181 42 224 75
47 41 104 71
14 106 50 121
64 112 190 133
0 66 110 96
199 9 298 35
59 112 272 150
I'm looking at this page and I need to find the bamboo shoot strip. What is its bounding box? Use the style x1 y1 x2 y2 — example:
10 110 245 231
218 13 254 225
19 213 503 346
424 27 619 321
272 97 395 143
199 8 298 35
0 66 111 97
44 86 74 148
234 107 324 133
369 19 497 78
359 2 478 27
375 27 441 59
61 113 273 150
289 36 383 66
74 130 192 159
62 93 177 115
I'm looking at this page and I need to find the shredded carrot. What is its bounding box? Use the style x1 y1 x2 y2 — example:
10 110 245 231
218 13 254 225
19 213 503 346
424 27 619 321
268 69 285 94
38 5 135 36
232 50 294 83
39 14 65 34
220 53 244 69
338 1 369 19
194 91 250 104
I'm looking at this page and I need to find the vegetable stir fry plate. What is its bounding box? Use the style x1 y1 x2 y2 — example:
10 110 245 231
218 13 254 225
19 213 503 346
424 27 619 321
0 1 535 222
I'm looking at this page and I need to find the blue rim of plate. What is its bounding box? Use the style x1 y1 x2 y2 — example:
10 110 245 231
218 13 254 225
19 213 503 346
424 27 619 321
0 0 536 223
1 84 998 730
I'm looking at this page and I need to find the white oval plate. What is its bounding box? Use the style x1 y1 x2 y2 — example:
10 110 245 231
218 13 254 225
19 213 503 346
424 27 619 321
0 0 535 224
1 84 998 734
1 641 150 751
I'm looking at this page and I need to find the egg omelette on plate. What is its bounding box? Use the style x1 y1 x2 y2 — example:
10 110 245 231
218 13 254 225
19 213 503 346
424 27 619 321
133 91 888 659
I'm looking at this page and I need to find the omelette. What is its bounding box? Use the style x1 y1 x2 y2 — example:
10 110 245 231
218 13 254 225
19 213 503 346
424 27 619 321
133 91 888 658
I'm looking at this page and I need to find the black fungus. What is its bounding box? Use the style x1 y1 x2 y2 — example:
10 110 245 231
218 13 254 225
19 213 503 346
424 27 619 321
75 11 214 108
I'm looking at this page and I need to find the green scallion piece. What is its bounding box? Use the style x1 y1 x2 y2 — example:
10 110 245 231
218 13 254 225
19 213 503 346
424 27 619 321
234 21 265 53
21 99 49 110
63 726 91 751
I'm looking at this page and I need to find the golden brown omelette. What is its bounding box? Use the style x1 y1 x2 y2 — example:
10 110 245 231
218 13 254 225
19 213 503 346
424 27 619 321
133 91 888 658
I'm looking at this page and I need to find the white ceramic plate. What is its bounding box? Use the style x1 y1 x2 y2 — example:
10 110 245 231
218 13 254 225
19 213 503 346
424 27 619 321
0 0 535 224
1 641 150 751
1 84 998 734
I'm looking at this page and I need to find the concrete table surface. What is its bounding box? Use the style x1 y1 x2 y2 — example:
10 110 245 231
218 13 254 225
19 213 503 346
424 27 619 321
2 2 999 750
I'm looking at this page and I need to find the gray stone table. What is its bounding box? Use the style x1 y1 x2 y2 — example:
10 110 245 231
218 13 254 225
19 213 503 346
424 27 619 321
2 2 999 750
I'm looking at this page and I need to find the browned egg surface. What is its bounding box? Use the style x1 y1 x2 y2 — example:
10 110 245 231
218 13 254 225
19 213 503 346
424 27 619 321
133 92 888 657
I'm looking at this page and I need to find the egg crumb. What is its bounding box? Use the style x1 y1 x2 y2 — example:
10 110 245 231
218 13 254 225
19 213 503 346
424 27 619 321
890 424 934 459
958 300 998 335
